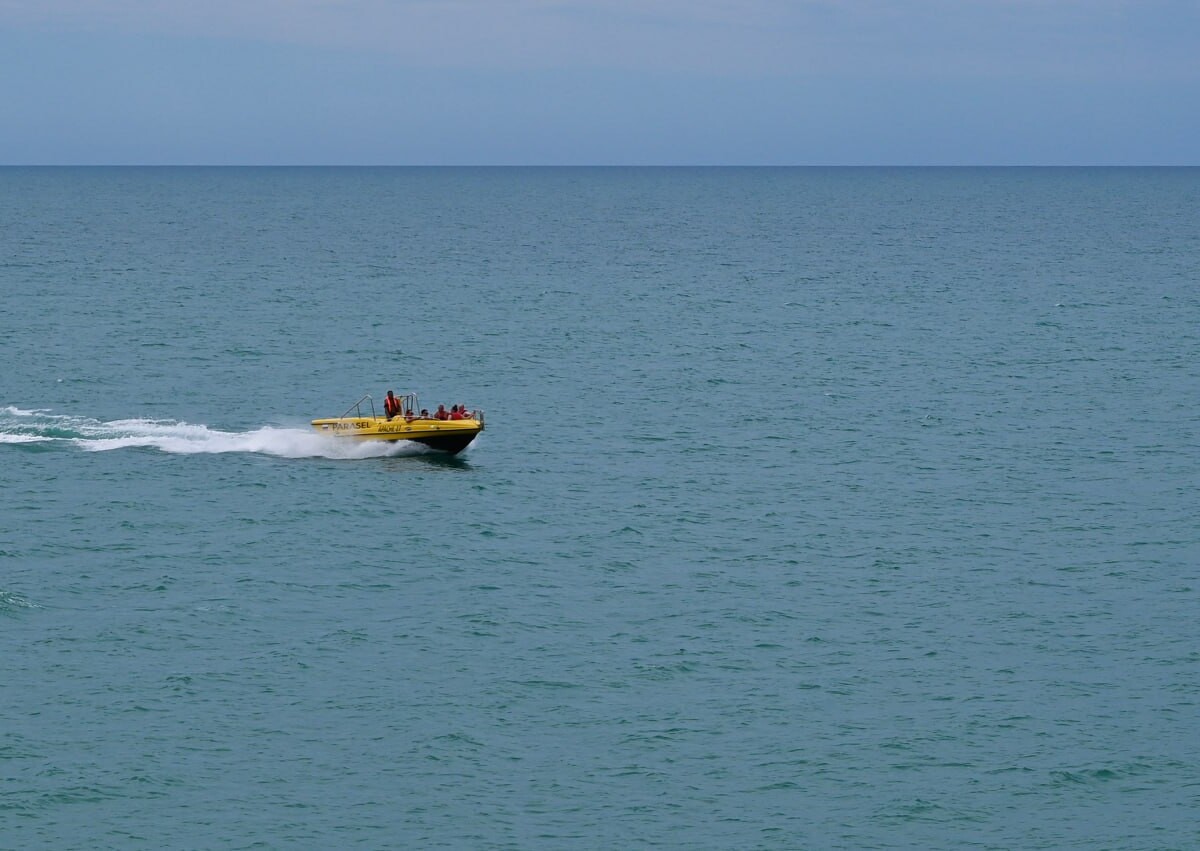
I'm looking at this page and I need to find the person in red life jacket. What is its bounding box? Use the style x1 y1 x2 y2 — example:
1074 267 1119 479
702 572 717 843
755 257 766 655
458 403 471 419
448 405 463 420
434 404 449 420
383 390 402 420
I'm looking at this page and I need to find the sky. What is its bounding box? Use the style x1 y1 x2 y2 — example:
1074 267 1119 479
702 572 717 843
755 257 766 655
1 0 1197 164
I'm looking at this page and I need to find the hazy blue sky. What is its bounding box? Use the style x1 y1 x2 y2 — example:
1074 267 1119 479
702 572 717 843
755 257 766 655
2 1 1197 164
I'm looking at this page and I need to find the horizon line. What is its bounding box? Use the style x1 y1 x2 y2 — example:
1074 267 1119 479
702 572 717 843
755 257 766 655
3 163 1197 169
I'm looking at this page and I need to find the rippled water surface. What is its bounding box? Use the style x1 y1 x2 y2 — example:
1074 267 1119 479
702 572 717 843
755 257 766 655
3 167 1198 849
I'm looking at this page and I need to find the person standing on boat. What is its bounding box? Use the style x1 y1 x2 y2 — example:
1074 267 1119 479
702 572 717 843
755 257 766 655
383 390 402 420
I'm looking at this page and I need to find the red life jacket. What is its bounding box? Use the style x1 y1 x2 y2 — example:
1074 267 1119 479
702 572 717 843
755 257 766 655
384 395 401 417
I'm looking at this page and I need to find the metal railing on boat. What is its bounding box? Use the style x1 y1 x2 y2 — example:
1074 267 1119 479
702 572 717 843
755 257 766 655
336 393 482 425
339 394 378 420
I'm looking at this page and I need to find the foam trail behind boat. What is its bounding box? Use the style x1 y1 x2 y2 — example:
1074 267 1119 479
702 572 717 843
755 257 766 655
0 407 426 459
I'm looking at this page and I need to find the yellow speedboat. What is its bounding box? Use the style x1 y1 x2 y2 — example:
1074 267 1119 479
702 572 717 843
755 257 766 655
312 394 484 455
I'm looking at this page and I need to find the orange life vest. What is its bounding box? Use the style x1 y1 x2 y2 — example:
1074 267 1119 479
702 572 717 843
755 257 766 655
384 395 401 417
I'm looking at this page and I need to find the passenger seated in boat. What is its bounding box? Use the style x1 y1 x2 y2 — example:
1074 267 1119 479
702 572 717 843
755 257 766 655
448 405 463 420
434 404 449 420
419 408 430 419
383 390 402 421
459 403 471 419
404 409 415 422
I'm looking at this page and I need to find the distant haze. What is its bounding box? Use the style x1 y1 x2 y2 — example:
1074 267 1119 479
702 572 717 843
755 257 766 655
2 0 1197 164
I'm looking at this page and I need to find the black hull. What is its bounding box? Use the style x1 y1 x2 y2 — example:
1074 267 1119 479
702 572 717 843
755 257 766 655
410 433 478 455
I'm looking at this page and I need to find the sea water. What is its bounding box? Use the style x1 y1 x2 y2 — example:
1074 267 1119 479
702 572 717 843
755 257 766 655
2 167 1198 849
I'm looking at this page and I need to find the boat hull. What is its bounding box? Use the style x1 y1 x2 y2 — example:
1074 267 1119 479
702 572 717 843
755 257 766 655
311 416 483 455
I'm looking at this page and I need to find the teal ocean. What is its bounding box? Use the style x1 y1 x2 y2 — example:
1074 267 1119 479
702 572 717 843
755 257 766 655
3 167 1198 849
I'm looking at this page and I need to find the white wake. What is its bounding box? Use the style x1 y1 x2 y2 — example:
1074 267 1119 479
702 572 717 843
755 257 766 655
1 406 431 459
